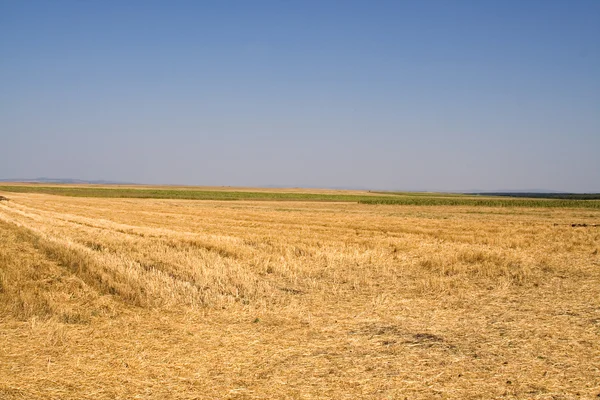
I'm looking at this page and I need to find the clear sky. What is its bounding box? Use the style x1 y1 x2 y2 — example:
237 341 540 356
1 1 599 191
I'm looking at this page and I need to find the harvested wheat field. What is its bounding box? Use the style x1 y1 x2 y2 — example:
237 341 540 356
1 187 599 399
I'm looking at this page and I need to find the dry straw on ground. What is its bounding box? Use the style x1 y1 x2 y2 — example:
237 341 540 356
1 190 599 399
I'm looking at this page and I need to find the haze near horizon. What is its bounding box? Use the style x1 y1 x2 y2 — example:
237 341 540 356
1 1 599 192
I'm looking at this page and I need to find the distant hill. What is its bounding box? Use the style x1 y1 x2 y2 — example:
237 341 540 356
0 177 134 185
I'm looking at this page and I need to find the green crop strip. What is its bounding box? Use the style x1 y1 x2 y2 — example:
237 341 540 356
0 185 599 209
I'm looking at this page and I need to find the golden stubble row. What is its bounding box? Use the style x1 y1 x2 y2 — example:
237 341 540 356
1 191 600 399
1 192 598 313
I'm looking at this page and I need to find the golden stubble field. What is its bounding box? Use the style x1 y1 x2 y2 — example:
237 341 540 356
0 190 599 399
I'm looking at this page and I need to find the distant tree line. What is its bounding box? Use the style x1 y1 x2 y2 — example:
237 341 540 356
473 193 600 200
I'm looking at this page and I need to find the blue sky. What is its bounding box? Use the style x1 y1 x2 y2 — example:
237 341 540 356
1 0 599 191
